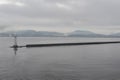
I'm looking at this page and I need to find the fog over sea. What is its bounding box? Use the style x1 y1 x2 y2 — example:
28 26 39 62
0 37 120 80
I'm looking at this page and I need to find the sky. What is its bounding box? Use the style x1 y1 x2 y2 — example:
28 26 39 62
0 0 120 34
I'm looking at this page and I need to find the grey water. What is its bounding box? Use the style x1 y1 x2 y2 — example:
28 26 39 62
1 37 120 80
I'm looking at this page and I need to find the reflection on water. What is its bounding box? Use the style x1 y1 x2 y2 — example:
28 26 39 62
0 37 120 80
13 47 17 55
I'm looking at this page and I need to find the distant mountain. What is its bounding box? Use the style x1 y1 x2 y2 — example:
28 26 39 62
1 30 120 37
109 32 120 37
0 30 64 37
67 30 105 37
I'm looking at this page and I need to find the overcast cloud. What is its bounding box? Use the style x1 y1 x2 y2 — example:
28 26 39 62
0 0 120 34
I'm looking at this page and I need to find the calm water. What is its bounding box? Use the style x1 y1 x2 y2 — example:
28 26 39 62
0 37 120 80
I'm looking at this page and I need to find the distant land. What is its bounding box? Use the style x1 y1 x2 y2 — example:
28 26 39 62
67 30 105 37
0 30 64 37
0 30 120 37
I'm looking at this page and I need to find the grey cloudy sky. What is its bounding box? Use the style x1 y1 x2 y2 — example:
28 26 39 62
0 0 120 34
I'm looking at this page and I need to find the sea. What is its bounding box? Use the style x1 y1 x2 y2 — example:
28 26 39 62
0 37 120 80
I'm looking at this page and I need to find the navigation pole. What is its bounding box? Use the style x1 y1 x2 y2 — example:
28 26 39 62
11 34 18 55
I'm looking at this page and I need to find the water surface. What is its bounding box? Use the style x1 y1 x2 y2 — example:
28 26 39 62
0 37 120 80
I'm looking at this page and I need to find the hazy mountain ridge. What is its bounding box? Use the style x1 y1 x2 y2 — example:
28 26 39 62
0 30 120 37
67 30 105 37
110 33 120 37
0 30 64 37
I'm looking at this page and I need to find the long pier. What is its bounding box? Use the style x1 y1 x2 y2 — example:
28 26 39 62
10 35 120 48
24 41 120 48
